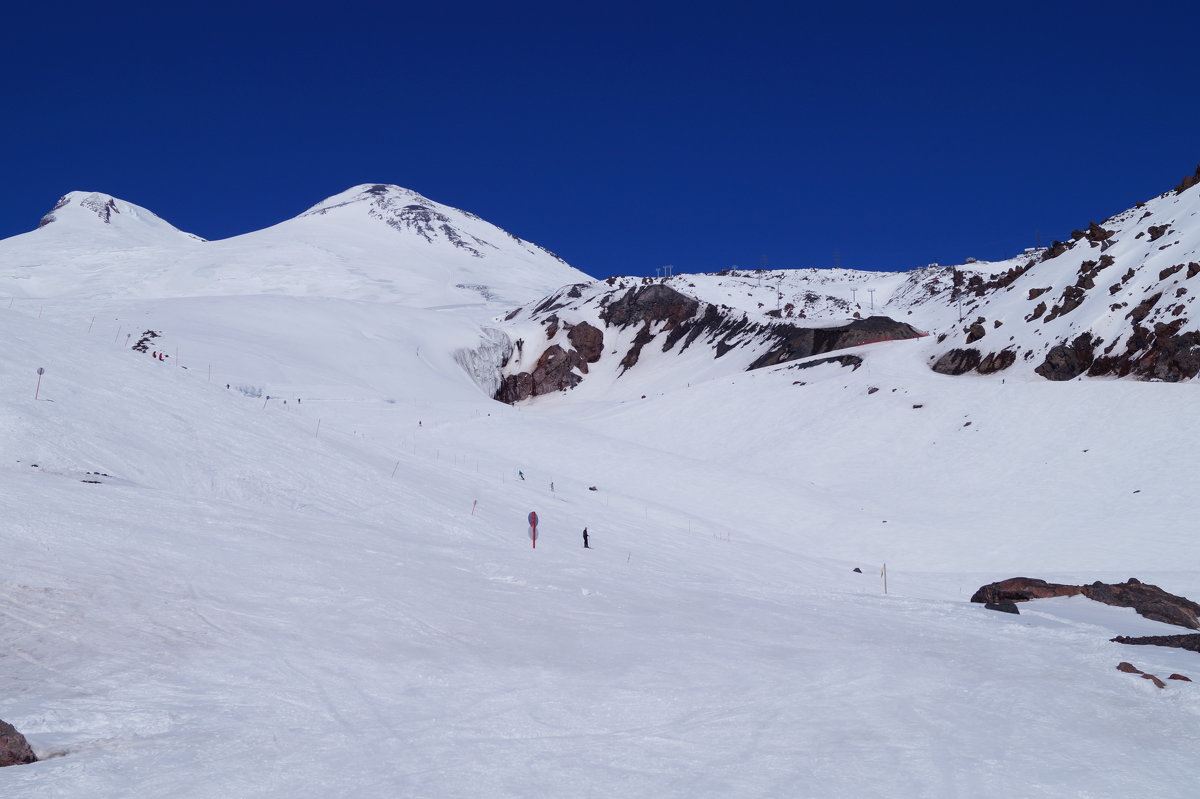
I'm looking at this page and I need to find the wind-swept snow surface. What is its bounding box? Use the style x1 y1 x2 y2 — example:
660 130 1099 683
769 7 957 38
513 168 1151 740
3 183 1200 797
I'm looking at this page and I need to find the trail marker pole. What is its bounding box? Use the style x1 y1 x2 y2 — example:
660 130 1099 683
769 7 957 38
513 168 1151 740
88 315 95 333
391 461 399 478
114 325 122 344
471 499 477 516
881 563 888 594
315 418 322 438
529 511 539 549
35 367 44 400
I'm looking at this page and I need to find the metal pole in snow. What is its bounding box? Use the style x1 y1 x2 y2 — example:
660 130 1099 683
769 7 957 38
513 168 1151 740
114 325 122 343
882 563 888 594
391 461 399 478
88 315 95 333
471 500 477 516
315 418 322 437
35 367 44 400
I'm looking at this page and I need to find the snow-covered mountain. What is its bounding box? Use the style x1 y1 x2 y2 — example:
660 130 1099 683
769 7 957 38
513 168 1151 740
2 184 587 306
3 174 1200 798
487 167 1200 404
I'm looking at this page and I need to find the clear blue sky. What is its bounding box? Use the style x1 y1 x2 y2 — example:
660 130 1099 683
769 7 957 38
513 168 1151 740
3 1 1197 278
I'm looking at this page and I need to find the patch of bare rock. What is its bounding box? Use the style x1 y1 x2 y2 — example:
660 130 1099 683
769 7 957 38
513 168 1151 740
971 577 1200 629
0 718 37 767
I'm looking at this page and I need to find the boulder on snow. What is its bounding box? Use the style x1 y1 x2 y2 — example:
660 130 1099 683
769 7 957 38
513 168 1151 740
984 601 1020 615
1168 673 1192 681
1116 662 1141 674
0 719 37 767
971 577 1200 629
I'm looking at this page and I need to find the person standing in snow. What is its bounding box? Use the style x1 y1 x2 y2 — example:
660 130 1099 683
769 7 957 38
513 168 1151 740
582 528 590 549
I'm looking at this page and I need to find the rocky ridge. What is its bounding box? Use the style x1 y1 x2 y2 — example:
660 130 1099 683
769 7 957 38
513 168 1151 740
494 278 923 403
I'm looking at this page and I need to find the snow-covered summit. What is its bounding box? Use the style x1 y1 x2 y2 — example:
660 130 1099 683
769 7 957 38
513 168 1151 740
0 185 589 307
35 191 203 240
298 183 568 263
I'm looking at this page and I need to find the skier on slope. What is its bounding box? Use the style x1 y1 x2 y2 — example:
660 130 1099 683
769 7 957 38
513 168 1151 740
582 528 590 549
518 470 525 480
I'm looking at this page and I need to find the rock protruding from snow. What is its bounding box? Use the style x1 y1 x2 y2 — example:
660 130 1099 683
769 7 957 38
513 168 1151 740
0 719 36 767
972 577 1200 629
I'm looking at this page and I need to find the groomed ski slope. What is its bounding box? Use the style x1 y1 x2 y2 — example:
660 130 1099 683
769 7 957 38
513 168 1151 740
3 294 1199 798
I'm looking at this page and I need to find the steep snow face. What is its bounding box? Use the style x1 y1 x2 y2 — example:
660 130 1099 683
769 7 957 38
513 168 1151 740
0 185 590 309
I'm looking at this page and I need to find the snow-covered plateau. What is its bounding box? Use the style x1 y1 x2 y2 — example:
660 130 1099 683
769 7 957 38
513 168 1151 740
2 180 1200 798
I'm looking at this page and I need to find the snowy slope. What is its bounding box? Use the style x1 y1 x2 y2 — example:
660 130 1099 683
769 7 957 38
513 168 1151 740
3 299 1200 798
4 177 1200 797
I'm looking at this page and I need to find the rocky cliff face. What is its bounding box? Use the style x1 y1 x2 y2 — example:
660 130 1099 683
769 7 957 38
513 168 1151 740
492 279 923 403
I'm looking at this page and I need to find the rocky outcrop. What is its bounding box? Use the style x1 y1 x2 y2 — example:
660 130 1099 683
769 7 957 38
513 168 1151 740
600 284 699 330
748 316 922 370
970 577 1082 603
1034 333 1099 381
971 577 1200 629
495 278 921 402
785 354 863 373
1112 634 1200 653
931 348 981 375
0 719 36 767
567 321 604 363
496 344 588 403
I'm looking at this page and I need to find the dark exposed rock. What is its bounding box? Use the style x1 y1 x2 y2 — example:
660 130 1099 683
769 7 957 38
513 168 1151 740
931 348 982 375
786 354 863 372
1112 634 1200 653
0 718 36 767
978 350 1016 374
1169 673 1193 681
749 316 921 371
495 344 590 403
618 323 656 372
600 284 698 330
1142 673 1167 688
1160 264 1184 281
1084 579 1200 629
984 601 1020 614
1034 333 1099 381
1147 224 1171 242
973 577 1200 630
1025 301 1047 322
965 322 986 344
1028 287 1052 301
1116 662 1141 674
1043 285 1087 322
970 578 1082 604
1086 316 1200 382
567 321 604 363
